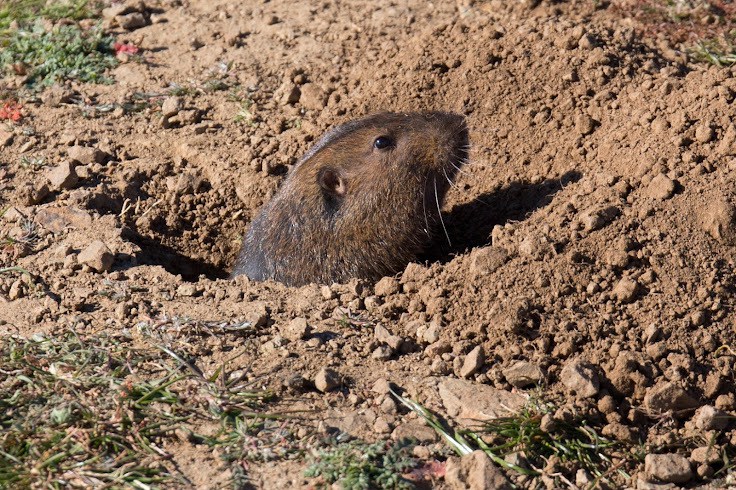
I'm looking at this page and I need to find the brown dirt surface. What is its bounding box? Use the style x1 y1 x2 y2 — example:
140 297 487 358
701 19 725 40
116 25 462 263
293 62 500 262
2 0 736 488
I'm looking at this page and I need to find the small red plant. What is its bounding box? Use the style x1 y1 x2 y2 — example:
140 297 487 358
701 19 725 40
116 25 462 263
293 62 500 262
0 102 22 122
113 41 140 56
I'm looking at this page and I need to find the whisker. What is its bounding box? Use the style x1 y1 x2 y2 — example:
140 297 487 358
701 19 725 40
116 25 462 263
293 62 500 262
422 175 430 238
434 177 452 248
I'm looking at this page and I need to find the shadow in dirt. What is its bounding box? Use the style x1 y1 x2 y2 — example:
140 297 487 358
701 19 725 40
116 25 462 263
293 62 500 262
122 228 229 281
424 170 581 262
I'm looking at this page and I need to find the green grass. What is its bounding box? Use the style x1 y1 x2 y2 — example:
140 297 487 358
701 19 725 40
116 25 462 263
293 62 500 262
0 22 118 88
0 328 285 488
305 438 417 490
0 0 100 33
690 36 736 66
392 389 632 488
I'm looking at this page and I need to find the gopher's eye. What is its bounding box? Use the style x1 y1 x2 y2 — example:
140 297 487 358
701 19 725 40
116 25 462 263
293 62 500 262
373 136 392 150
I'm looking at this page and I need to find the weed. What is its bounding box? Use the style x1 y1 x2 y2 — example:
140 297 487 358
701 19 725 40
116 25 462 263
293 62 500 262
0 22 117 87
305 438 417 490
19 155 44 169
392 389 632 488
0 0 101 36
234 97 255 125
0 329 285 488
690 36 736 66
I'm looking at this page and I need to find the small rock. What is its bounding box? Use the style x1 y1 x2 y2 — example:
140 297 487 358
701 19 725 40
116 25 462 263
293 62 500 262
18 183 49 205
502 361 543 388
244 301 269 328
374 276 399 296
281 317 310 341
372 345 393 360
690 446 720 465
299 83 326 110
575 114 597 135
601 422 636 442
445 451 512 490
371 378 391 395
391 420 437 443
161 96 183 118
282 84 301 105
693 405 728 430
460 345 484 378
646 174 676 200
422 322 441 344
42 85 74 107
68 145 105 165
0 130 14 147
645 453 693 484
314 367 341 392
469 246 509 278
438 378 525 424
695 124 715 143
373 417 391 434
78 241 114 272
46 161 79 190
560 361 599 397
700 197 736 245
117 12 147 30
580 205 620 232
176 283 200 297
613 278 640 303
644 381 699 414
283 373 308 391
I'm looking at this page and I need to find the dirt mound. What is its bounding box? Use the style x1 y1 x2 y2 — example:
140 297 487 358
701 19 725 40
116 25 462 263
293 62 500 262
1 0 735 488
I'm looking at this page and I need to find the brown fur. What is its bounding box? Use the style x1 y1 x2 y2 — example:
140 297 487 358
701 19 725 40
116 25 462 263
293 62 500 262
231 112 468 286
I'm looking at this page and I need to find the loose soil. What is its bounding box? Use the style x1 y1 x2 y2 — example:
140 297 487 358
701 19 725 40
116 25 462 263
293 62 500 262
2 0 736 488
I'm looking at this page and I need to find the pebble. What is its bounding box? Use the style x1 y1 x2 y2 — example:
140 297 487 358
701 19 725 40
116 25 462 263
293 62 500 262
68 145 106 165
117 12 147 30
695 124 715 143
18 182 49 206
693 405 728 430
613 277 640 303
700 197 736 245
645 453 693 484
646 174 676 200
459 345 484 378
391 420 437 443
42 85 74 107
282 84 301 105
690 446 720 465
374 276 399 296
372 345 393 360
575 114 597 135
371 378 391 395
644 381 699 414
314 367 341 392
469 246 509 278
46 161 79 190
77 241 114 272
244 301 269 328
438 378 525 424
580 205 620 231
445 451 512 490
298 83 326 110
560 360 599 397
161 96 183 118
281 317 310 341
176 283 201 297
502 361 543 388
0 130 13 147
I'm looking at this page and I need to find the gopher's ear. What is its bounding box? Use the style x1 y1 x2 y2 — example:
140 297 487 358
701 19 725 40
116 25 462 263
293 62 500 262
317 167 347 197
